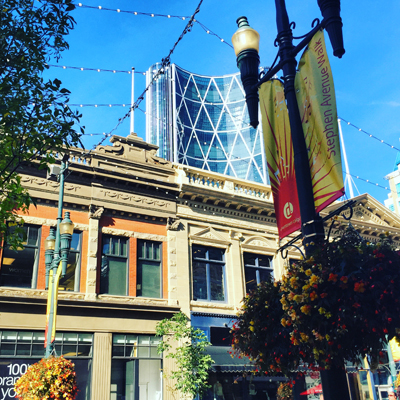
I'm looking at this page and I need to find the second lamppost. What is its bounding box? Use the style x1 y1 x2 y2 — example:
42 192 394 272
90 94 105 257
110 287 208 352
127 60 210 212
44 156 74 358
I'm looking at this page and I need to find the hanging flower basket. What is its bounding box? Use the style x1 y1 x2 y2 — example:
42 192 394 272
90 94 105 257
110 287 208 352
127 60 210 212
231 227 400 375
14 356 78 400
231 278 313 375
281 228 400 369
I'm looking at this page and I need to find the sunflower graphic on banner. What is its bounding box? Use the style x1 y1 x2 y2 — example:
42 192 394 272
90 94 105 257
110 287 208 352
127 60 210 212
260 79 301 239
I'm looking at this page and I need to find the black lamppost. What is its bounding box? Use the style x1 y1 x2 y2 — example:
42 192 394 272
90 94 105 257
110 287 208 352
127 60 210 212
232 1 348 400
44 155 74 358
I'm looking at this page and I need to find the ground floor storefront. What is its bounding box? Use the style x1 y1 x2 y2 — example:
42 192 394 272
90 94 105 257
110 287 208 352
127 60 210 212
0 293 179 400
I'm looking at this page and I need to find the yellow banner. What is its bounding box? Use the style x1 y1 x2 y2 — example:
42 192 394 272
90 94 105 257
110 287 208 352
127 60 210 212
390 338 400 362
295 29 344 212
260 79 301 239
44 262 62 348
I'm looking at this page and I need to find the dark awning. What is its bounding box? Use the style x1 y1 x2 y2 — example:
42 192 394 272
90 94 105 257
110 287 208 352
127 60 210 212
207 346 254 373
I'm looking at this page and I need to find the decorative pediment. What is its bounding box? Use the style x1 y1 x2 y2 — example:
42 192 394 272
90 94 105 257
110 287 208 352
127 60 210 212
95 133 171 166
323 194 400 243
241 236 275 252
190 227 230 247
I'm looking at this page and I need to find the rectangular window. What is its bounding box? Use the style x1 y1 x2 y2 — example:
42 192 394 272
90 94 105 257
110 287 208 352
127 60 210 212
111 335 162 400
0 225 41 288
137 240 162 298
59 232 82 292
0 331 93 358
244 253 273 293
101 235 128 296
192 245 226 302
389 204 395 212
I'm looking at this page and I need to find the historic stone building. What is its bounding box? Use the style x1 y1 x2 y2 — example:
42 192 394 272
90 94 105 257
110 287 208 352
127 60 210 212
0 133 399 400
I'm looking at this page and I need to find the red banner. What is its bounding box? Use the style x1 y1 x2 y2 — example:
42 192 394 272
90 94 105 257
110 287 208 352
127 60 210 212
260 79 301 239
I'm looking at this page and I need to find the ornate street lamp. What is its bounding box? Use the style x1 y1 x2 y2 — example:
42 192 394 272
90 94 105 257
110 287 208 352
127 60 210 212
60 212 74 277
44 155 74 358
232 1 347 400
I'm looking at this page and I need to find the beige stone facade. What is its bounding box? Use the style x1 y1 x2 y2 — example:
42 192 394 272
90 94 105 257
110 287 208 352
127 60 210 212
0 133 399 400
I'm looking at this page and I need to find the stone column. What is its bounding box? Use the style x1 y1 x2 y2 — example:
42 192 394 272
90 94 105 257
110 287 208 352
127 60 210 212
85 205 104 300
166 217 180 307
91 332 112 400
229 231 244 308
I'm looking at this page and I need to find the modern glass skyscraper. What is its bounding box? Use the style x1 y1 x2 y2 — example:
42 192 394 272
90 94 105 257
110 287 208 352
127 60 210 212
146 63 268 184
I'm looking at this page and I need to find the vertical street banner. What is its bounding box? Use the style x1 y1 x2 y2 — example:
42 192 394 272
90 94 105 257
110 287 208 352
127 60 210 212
260 79 301 239
295 29 344 212
44 263 62 348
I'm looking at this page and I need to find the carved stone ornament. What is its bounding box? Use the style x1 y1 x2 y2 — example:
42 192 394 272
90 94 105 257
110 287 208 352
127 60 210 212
167 217 182 231
89 205 104 219
100 190 170 209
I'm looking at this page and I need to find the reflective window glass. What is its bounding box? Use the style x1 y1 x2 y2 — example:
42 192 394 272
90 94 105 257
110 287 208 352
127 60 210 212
244 253 273 294
101 236 128 296
0 225 40 289
137 241 162 298
192 245 226 302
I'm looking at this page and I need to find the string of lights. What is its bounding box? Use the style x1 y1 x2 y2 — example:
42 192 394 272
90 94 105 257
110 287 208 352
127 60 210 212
83 0 204 153
339 117 400 152
76 3 190 20
73 3 232 49
346 172 388 191
45 64 146 75
195 20 233 48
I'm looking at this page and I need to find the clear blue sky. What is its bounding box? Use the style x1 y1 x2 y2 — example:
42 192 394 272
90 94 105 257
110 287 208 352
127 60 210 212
43 0 400 206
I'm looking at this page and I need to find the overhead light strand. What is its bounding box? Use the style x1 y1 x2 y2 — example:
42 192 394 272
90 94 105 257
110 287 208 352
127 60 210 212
76 3 190 20
339 117 400 152
45 64 146 75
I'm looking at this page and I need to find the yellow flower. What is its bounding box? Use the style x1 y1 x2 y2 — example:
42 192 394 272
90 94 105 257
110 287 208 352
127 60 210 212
293 295 303 303
281 318 287 327
300 332 309 342
250 320 254 325
249 326 255 332
305 269 312 276
325 334 330 340
310 275 319 284
300 305 311 315
318 307 326 315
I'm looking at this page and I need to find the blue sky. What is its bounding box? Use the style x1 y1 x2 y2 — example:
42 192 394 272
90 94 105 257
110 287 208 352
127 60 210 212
43 0 400 205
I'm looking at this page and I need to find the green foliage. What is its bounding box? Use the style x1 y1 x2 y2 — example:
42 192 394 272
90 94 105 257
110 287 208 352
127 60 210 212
156 312 214 399
0 0 83 246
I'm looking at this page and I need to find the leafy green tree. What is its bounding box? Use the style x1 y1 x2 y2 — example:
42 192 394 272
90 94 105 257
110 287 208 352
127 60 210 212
0 0 82 247
156 311 214 399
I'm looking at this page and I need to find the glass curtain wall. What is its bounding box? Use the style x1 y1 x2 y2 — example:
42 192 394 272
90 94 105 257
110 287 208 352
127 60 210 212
146 63 268 184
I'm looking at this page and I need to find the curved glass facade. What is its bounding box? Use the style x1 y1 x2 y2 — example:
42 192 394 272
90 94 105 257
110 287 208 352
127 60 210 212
146 63 267 184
